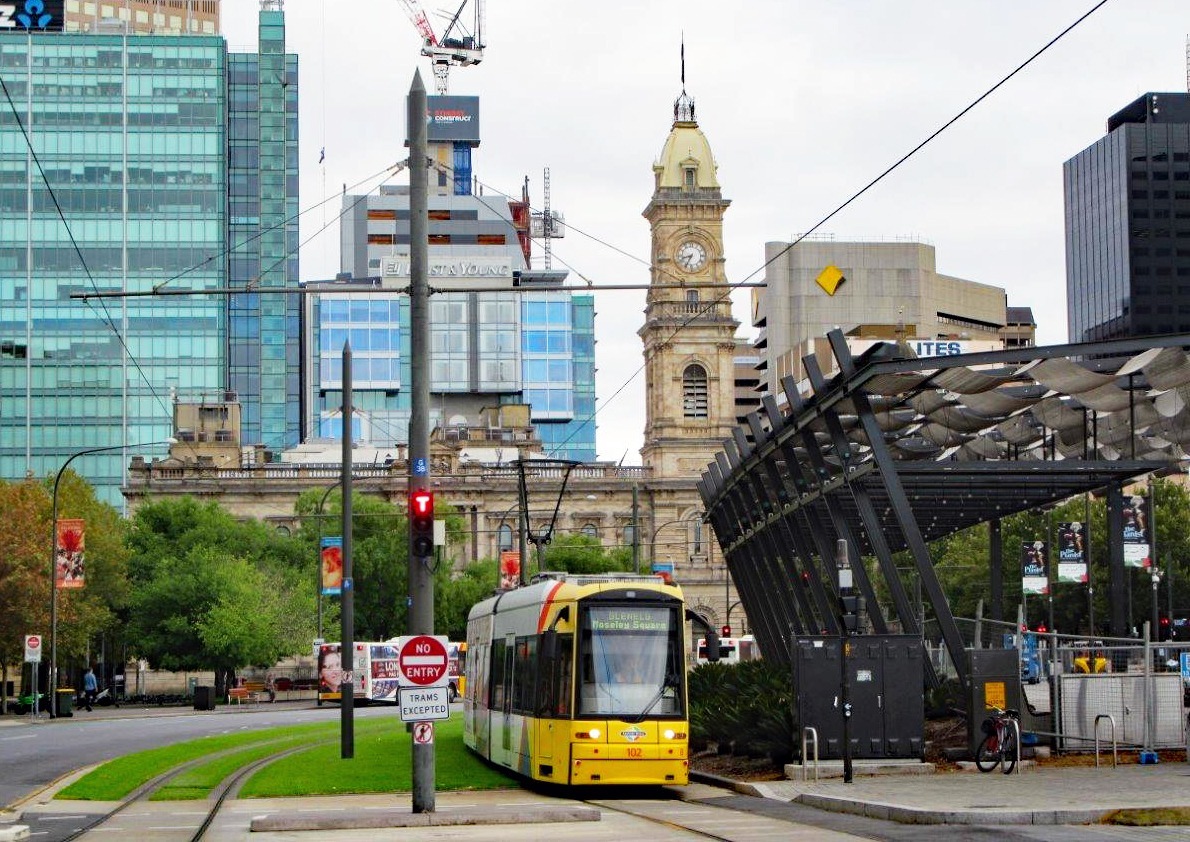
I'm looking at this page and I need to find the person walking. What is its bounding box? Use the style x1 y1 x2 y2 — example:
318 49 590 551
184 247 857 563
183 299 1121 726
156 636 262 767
83 667 98 712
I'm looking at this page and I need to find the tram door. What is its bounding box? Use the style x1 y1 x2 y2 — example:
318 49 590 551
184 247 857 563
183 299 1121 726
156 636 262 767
501 633 515 754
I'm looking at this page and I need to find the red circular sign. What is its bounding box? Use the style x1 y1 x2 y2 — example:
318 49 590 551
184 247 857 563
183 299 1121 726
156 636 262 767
399 635 448 686
27 636 40 648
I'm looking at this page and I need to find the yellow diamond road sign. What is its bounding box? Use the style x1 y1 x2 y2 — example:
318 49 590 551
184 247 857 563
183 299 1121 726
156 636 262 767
815 264 845 296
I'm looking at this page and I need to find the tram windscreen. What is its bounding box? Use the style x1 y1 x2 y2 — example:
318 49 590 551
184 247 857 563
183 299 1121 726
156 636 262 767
578 605 683 718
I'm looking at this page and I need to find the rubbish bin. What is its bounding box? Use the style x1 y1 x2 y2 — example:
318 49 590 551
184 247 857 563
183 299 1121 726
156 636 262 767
56 688 75 717
193 685 216 711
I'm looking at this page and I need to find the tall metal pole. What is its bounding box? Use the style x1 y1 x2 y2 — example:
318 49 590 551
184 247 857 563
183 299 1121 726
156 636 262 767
1085 493 1095 636
517 462 529 587
631 484 640 574
339 341 354 759
407 70 435 814
836 538 853 784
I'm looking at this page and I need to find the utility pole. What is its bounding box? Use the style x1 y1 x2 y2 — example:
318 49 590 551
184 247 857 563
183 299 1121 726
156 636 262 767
836 539 857 784
631 485 640 574
339 342 354 758
407 70 435 813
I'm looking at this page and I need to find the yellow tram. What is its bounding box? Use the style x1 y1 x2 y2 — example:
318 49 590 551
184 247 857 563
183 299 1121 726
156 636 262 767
464 572 692 786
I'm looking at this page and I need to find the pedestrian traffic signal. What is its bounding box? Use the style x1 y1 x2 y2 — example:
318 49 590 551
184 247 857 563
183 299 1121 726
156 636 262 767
840 594 865 634
409 488 434 557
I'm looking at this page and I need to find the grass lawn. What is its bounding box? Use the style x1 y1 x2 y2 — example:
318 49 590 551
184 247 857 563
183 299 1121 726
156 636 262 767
239 713 518 797
57 712 518 801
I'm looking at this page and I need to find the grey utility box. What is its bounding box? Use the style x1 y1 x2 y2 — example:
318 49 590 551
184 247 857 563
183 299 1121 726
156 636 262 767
793 635 924 760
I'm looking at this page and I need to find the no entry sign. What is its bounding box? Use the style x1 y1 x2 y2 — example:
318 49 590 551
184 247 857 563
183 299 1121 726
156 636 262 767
397 635 449 688
24 635 42 663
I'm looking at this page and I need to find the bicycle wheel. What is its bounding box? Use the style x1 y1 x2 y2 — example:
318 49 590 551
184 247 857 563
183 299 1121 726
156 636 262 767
974 734 999 772
1000 728 1018 774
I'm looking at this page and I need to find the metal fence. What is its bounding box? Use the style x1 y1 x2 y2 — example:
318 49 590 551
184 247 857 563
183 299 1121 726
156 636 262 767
931 616 1190 752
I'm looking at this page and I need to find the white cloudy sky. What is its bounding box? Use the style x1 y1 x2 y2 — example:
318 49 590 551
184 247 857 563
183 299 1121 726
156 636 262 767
223 0 1188 465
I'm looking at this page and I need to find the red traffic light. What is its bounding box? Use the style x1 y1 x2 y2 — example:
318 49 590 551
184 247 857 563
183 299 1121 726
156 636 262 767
721 625 731 637
1036 623 1047 633
410 489 433 516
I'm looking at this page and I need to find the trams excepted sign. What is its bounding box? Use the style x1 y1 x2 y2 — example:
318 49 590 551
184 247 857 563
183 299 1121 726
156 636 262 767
24 635 42 663
400 686 450 722
397 635 449 688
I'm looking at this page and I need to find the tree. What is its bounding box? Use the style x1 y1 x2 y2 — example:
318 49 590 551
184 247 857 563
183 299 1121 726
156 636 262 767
0 478 50 712
126 498 315 692
540 533 634 575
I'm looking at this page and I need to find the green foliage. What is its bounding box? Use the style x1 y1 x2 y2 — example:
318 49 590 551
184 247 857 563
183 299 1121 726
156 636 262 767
126 498 315 675
437 560 498 641
688 660 795 764
540 533 634 575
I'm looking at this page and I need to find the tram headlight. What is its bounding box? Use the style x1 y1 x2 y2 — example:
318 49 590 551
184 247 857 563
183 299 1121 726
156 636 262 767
587 728 600 739
663 729 675 740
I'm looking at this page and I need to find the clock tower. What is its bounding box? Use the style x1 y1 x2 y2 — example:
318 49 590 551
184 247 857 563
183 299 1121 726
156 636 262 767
640 83 739 478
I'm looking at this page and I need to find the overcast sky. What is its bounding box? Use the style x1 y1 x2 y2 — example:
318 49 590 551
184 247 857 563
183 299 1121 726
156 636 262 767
223 1 1189 466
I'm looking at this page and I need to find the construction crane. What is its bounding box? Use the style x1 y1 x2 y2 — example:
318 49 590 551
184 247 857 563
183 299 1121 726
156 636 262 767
397 0 485 95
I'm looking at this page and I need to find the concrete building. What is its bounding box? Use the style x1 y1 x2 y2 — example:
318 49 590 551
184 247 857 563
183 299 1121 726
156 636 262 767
751 238 1009 393
0 7 296 506
307 96 595 462
65 0 220 34
1065 92 1190 343
1000 306 1037 348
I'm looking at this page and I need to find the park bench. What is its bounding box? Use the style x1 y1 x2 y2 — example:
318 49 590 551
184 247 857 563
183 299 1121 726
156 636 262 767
227 680 268 705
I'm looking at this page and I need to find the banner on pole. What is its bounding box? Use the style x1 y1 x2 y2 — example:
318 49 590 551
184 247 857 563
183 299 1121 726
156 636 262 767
499 550 520 590
1057 521 1088 583
55 518 85 589
1122 494 1150 568
1021 540 1048 595
320 536 343 595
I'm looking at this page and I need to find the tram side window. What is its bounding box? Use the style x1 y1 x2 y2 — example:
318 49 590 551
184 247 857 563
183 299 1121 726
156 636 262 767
511 635 537 714
489 639 506 709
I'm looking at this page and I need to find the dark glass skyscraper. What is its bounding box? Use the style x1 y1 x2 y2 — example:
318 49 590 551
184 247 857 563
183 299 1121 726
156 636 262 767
1065 92 1190 343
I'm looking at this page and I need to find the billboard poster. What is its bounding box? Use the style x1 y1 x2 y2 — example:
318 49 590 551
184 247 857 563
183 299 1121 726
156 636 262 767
55 518 85 589
1021 540 1048 595
1056 521 1088 583
499 550 520 590
0 1 65 32
370 643 401 702
320 536 343 595
1122 494 1150 568
425 95 479 143
317 643 343 696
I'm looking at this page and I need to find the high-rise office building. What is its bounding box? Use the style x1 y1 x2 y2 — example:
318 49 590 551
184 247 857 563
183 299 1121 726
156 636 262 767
1065 92 1190 343
0 6 296 505
303 95 596 462
65 0 220 35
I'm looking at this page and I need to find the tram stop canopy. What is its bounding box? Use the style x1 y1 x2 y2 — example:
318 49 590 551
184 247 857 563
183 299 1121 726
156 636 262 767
699 329 1190 689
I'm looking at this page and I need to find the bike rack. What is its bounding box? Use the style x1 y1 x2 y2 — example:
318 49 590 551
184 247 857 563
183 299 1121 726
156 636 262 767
800 726 820 781
1094 714 1118 768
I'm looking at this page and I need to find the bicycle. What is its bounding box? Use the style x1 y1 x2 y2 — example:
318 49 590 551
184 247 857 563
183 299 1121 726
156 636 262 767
975 707 1020 774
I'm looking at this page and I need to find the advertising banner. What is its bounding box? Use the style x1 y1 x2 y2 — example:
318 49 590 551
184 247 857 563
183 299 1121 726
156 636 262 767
426 96 479 143
1021 540 1048 595
1122 494 1151 568
320 536 343 595
499 550 520 589
369 643 401 703
1056 521 1088 583
55 518 85 589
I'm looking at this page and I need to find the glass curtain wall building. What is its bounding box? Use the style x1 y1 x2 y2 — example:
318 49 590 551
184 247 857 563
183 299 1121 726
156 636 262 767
227 8 300 454
0 32 227 505
1065 92 1190 342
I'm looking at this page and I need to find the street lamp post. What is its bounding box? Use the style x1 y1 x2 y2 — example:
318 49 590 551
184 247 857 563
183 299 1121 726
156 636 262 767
49 439 173 717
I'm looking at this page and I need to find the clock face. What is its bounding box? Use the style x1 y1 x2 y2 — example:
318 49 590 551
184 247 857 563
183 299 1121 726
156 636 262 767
675 240 707 272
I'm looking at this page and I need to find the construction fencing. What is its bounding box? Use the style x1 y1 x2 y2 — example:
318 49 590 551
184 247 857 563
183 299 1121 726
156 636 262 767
928 617 1190 752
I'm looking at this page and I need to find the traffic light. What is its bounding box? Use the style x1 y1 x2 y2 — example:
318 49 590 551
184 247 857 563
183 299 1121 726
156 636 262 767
840 594 865 634
1158 616 1171 642
721 625 731 637
409 488 434 557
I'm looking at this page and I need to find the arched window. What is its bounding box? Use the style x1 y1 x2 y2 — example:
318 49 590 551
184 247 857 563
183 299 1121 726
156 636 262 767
274 525 291 537
682 364 709 418
690 519 703 555
497 523 513 550
581 523 599 539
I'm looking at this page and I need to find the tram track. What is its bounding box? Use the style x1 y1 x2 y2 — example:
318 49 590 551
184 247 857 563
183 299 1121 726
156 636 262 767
584 796 754 841
57 737 334 842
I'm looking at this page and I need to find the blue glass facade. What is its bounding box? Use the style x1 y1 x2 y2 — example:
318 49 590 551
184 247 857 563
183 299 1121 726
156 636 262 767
0 33 227 505
227 10 300 453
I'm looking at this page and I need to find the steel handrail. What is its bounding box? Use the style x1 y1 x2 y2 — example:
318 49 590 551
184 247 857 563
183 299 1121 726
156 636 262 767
800 726 819 781
1094 713 1118 768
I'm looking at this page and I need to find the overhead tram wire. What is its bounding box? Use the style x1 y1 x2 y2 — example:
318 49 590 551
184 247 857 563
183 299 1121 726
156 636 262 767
459 0 1114 457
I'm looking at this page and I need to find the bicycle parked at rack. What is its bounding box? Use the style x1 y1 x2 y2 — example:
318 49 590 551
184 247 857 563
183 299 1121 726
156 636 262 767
975 707 1020 774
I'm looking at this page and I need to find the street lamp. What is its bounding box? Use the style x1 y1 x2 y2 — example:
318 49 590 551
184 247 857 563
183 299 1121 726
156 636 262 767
49 439 174 717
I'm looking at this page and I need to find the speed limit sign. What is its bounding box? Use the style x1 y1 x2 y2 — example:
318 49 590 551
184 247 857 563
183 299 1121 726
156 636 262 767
24 635 42 663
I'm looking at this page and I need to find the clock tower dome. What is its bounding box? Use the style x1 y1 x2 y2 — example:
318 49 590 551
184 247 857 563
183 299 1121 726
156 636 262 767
639 80 739 477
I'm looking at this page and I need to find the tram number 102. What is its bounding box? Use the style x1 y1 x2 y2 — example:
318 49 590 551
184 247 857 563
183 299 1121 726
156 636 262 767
627 747 642 758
